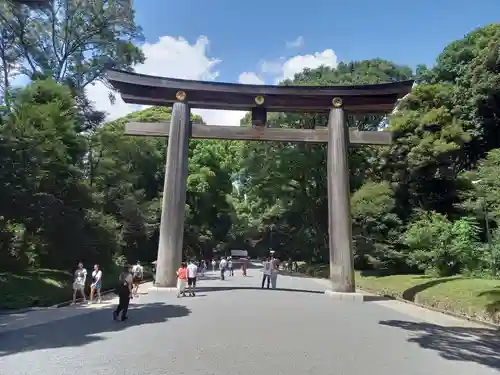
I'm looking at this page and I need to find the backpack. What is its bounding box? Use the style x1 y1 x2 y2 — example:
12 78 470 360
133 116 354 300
115 272 128 295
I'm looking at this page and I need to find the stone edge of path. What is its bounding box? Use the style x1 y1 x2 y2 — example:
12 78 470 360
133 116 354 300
324 290 366 302
358 285 500 330
281 270 500 329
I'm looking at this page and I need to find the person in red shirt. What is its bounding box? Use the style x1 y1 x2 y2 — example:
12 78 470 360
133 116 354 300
176 262 188 298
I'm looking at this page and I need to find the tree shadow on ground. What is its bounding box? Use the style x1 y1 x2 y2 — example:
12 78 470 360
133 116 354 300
379 319 500 370
0 302 190 357
401 277 460 302
194 286 386 301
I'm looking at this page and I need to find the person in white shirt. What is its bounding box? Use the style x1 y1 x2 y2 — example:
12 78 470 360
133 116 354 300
228 258 234 276
72 262 87 305
219 257 227 280
211 259 216 272
90 264 102 303
261 257 272 289
131 261 144 297
186 260 198 296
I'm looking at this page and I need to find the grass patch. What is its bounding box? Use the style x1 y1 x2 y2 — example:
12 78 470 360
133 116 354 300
0 269 72 310
296 263 500 325
0 265 152 310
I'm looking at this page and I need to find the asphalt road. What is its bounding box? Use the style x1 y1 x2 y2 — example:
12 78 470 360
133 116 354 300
1 268 499 375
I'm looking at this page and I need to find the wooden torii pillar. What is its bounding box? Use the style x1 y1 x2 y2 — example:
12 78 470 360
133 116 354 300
106 69 413 297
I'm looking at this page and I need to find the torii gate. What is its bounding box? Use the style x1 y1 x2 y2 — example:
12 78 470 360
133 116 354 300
106 69 413 298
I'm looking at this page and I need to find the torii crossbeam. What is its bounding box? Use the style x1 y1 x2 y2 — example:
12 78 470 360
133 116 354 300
106 69 413 298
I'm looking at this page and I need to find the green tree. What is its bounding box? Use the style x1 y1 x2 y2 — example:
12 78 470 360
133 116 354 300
0 79 119 270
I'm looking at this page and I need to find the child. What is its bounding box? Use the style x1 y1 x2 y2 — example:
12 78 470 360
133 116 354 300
176 262 188 298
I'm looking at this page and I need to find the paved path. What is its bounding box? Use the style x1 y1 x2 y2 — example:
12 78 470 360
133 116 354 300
1 269 499 375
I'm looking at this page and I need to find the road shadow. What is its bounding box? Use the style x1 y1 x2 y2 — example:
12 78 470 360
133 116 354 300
401 277 460 302
379 319 500 370
0 302 190 357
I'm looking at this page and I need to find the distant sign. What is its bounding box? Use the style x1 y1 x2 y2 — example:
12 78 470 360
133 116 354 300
231 250 248 257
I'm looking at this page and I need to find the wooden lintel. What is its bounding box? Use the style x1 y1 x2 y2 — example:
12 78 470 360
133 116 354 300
125 122 393 145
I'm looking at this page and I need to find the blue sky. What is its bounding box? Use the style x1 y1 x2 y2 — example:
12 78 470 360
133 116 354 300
134 0 500 83
9 0 500 124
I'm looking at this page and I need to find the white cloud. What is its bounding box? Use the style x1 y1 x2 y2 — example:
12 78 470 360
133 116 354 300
260 59 285 76
278 49 338 83
238 72 264 85
256 49 339 84
87 35 248 126
285 36 304 49
194 108 247 126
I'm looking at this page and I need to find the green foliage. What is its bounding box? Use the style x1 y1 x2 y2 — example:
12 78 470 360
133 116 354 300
351 181 404 271
402 212 480 276
0 79 119 271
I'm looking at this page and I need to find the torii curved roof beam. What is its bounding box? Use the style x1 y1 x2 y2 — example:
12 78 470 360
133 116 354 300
106 69 414 114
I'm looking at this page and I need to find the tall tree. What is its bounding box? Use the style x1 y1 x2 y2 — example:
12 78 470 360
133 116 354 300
2 0 144 91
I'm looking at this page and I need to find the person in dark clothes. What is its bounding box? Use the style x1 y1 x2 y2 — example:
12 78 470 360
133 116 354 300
113 265 133 321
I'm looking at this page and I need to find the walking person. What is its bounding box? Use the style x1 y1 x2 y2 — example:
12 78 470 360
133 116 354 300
113 265 133 321
242 257 248 276
211 259 216 272
219 257 227 280
131 261 144 297
201 260 207 276
187 260 198 297
72 262 87 305
89 264 102 304
176 262 188 297
270 260 279 289
261 257 272 289
228 258 234 276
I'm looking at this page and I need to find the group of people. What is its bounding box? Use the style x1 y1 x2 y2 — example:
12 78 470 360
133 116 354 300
212 255 280 288
212 256 250 279
261 257 280 289
72 262 104 305
73 254 281 322
175 260 199 297
217 257 234 280
71 260 145 322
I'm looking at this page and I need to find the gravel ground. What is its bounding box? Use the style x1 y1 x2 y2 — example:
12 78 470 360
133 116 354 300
1 268 499 375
